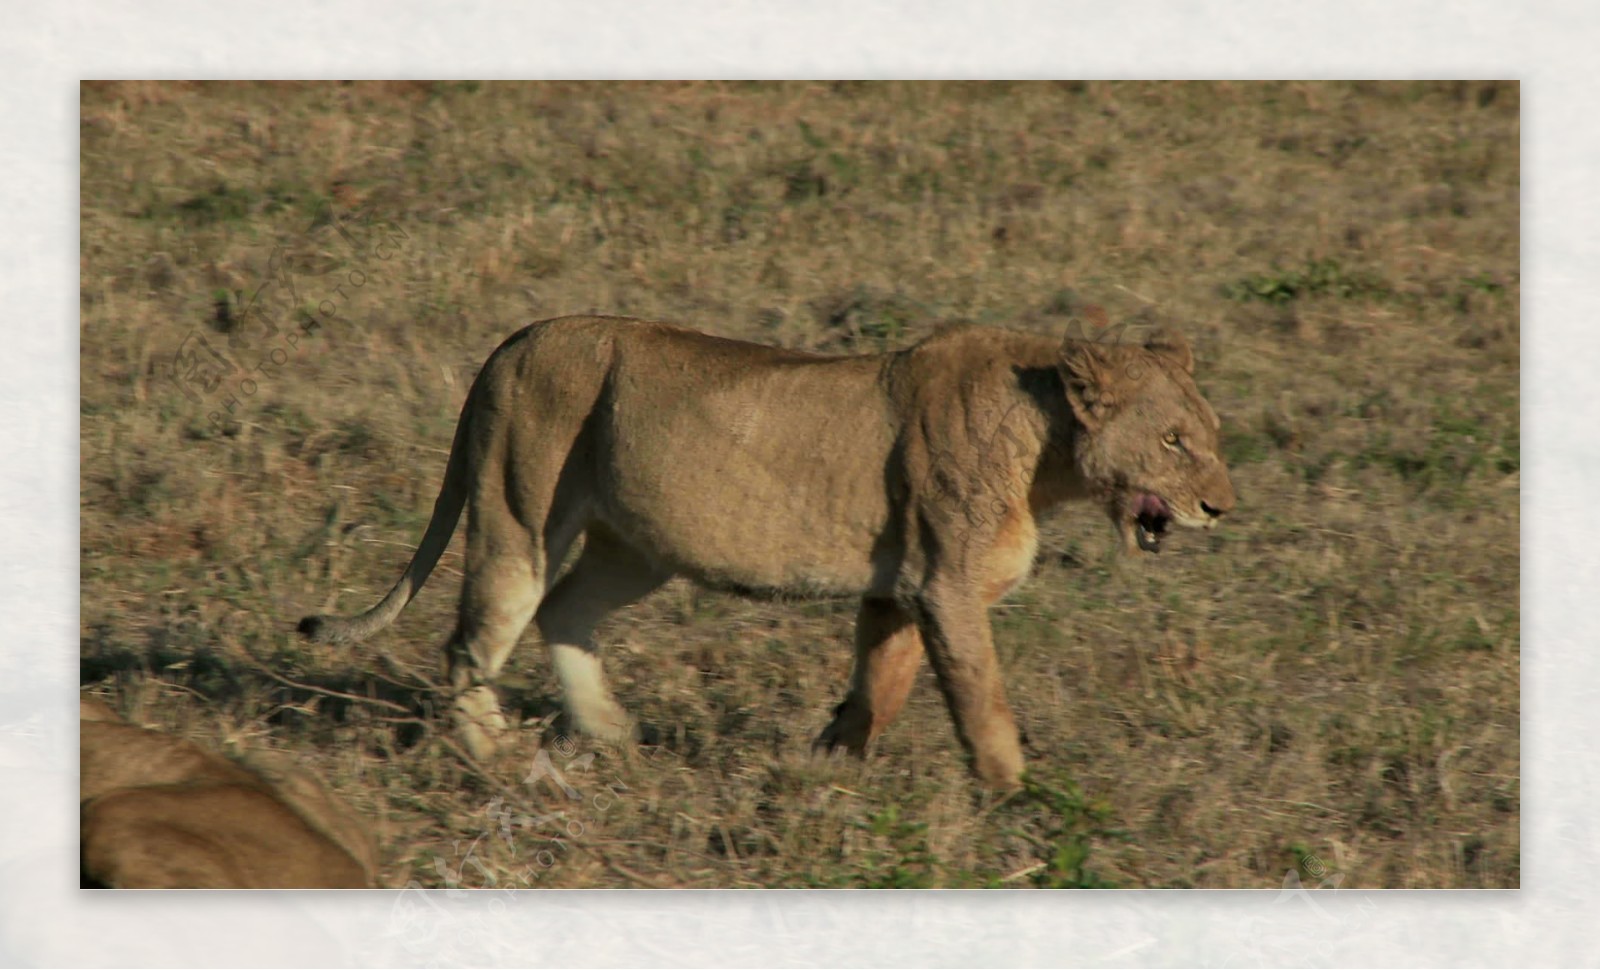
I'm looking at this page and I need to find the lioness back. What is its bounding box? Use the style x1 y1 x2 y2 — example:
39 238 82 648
480 316 901 595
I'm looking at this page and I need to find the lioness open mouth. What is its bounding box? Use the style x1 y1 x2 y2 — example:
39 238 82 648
1134 493 1172 553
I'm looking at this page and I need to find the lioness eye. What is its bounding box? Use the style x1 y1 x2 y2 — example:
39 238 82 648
1163 431 1181 447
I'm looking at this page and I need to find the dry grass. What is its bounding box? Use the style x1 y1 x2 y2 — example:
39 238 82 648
79 80 1519 889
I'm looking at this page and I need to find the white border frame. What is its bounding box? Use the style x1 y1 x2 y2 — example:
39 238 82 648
11 2 1571 965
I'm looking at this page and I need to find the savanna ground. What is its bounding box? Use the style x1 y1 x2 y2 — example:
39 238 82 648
79 80 1519 889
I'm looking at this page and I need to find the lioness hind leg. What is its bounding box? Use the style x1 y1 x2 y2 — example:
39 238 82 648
535 531 670 741
445 551 540 762
814 598 924 756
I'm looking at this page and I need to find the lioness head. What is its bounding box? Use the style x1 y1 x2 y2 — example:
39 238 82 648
1060 329 1236 553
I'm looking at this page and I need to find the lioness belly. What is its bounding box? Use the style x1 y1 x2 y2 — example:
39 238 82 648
595 334 898 597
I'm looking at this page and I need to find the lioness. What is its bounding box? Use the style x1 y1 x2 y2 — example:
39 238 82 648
80 696 379 888
299 315 1234 788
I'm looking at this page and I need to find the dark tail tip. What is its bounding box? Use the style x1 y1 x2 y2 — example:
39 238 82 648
297 615 325 640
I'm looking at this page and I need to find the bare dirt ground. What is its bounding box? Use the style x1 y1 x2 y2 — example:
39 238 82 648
79 80 1518 888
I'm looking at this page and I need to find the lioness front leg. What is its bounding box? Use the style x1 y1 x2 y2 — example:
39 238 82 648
915 582 1024 789
814 598 926 756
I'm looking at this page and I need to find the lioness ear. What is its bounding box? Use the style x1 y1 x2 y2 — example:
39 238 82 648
1060 343 1119 430
1144 329 1194 374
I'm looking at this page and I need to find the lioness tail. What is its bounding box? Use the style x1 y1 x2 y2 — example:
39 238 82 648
297 390 476 645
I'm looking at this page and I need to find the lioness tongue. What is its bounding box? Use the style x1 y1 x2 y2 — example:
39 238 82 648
1136 493 1167 518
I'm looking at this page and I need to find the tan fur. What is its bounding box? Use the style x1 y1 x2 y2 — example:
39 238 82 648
299 316 1236 788
79 696 378 888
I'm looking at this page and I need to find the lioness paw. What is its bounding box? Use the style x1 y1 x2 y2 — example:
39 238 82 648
451 686 510 762
569 699 636 743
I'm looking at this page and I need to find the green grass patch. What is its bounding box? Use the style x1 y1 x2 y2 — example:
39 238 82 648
1222 258 1394 304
